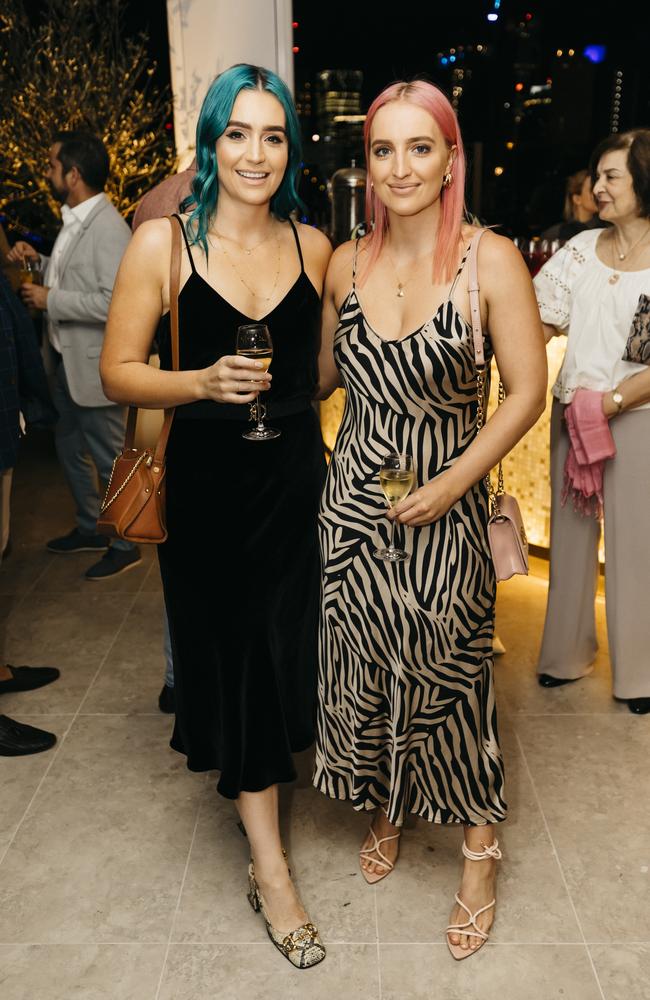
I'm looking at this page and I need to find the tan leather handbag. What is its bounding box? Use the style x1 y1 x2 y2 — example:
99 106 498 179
467 230 529 582
97 216 181 544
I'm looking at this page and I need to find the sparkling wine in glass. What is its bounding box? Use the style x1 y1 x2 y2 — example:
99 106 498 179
236 323 280 441
374 452 414 562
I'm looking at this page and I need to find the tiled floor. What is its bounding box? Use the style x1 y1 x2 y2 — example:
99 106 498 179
0 432 648 999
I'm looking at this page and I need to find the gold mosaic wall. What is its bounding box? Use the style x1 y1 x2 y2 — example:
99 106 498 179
319 337 569 552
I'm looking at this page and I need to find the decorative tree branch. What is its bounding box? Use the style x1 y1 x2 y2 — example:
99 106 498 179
0 0 174 241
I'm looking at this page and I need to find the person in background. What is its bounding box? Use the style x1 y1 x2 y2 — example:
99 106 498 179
7 131 136 581
534 129 650 715
0 271 60 755
542 169 602 243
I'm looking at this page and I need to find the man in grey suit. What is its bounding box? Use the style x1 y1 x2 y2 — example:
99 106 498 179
10 131 140 580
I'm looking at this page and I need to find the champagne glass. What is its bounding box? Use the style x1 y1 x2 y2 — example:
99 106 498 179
374 452 414 562
236 323 280 441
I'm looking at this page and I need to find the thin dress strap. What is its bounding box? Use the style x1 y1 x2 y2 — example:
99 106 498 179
287 217 305 274
352 237 360 288
172 213 196 273
447 242 472 301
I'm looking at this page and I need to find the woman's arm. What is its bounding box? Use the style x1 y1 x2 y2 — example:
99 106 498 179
395 232 547 526
100 219 269 409
314 242 356 400
542 322 561 343
603 368 650 417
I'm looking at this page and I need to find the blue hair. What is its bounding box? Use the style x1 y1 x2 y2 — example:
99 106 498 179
181 64 304 254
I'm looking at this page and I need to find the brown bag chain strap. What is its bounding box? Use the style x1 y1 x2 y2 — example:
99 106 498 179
466 229 505 512
123 214 181 458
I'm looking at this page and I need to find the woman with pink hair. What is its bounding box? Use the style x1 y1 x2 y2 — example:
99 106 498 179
314 80 546 958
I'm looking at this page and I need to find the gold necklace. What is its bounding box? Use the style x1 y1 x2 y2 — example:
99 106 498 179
613 224 650 261
609 225 650 284
209 222 275 256
385 246 433 297
213 230 281 301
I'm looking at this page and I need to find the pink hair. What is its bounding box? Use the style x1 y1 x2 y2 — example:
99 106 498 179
358 80 466 287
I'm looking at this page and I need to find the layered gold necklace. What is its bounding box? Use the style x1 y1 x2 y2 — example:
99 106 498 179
208 223 281 302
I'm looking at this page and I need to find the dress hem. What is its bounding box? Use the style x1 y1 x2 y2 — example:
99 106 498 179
312 774 507 828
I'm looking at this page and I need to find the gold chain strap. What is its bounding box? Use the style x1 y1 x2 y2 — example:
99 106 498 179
100 450 150 514
476 368 506 516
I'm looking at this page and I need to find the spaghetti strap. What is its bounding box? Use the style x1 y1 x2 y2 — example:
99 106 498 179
172 213 196 273
352 237 360 288
288 217 305 274
447 243 471 301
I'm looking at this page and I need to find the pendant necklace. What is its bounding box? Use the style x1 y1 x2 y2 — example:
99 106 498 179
609 225 650 284
385 246 433 297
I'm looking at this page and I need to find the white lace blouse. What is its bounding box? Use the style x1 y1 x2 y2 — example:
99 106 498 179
533 228 650 408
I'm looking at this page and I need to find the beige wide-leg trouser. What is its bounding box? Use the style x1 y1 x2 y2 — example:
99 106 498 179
537 398 650 699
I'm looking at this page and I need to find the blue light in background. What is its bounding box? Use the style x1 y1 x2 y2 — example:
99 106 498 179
487 13 499 21
441 57 449 65
584 45 606 64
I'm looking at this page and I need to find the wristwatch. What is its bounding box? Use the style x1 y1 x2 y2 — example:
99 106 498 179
611 389 624 413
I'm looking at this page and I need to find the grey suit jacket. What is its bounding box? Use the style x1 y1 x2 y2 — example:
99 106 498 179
43 194 131 407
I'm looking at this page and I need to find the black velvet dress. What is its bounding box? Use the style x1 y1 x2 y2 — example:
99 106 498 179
156 216 326 798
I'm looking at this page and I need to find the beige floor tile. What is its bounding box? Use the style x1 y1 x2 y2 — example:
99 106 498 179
158 943 379 1000
0 716 73 854
517 715 650 942
1 592 134 715
380 943 603 1000
374 722 580 944
0 545 54 596
0 944 165 1000
0 715 204 943
82 592 168 714
141 559 164 593
590 944 650 1000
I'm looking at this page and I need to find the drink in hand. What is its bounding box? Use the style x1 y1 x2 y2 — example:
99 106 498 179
236 347 273 372
375 452 414 562
380 468 414 507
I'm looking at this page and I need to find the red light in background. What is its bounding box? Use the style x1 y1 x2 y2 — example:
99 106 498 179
525 12 533 19
292 46 300 53
515 82 524 91
292 21 299 28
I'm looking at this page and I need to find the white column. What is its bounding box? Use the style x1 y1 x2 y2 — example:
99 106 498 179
166 0 294 167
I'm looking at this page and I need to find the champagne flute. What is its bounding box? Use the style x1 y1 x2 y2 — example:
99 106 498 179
236 323 280 441
374 452 414 562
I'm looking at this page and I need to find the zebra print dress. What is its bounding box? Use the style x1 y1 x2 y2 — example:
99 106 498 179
313 249 506 828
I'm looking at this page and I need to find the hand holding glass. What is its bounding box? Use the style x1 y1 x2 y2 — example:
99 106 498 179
235 323 280 441
375 453 414 562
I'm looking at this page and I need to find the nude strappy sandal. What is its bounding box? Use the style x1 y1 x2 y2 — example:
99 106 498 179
446 839 502 960
359 824 401 885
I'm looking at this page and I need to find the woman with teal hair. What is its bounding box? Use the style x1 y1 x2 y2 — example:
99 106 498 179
100 63 332 969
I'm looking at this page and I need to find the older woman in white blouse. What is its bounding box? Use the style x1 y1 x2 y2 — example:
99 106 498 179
534 128 650 715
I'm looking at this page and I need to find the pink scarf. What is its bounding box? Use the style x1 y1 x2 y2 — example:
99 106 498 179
562 389 616 517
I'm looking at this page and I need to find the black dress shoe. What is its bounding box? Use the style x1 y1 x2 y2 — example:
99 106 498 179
0 664 60 694
538 673 580 688
0 715 57 756
627 698 650 715
158 684 175 713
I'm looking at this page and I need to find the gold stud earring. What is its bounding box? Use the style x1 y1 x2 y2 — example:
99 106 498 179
443 171 453 189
